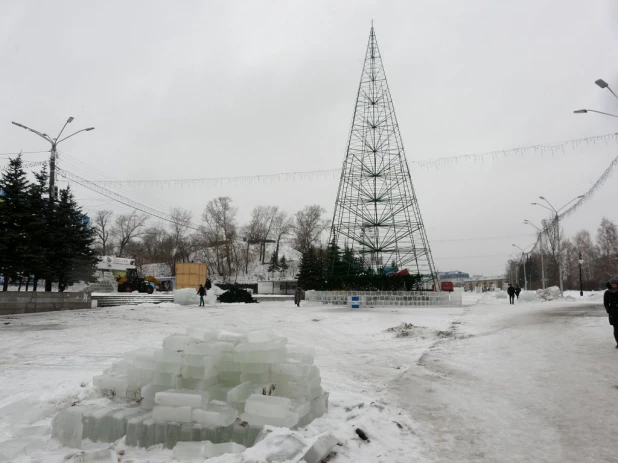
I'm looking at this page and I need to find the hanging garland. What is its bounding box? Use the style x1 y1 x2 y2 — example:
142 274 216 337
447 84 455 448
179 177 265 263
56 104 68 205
86 132 618 188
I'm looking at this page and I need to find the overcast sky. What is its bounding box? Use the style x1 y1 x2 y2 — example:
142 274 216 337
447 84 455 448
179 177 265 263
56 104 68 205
2 0 618 275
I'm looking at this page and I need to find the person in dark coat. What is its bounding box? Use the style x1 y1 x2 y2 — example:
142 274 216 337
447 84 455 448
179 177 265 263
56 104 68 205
294 287 302 307
507 284 516 305
604 278 618 348
197 284 206 307
514 285 521 299
205 278 212 291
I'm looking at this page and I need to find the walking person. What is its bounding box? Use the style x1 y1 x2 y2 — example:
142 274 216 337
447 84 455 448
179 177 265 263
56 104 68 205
507 283 516 305
604 278 618 348
515 284 521 300
294 286 302 307
197 284 206 307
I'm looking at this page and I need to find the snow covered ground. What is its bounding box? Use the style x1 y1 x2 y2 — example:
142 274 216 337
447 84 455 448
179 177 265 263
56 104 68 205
0 291 615 462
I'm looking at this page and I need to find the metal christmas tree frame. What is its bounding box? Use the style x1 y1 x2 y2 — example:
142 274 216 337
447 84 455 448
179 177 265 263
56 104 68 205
329 25 437 286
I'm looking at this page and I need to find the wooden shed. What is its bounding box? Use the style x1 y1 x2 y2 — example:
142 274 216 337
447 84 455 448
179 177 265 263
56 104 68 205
175 263 207 290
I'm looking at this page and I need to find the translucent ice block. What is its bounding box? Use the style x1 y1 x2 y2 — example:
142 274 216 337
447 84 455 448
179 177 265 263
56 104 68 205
152 405 192 423
286 346 315 364
93 375 128 398
216 330 245 343
192 406 237 427
271 362 312 378
163 334 196 352
51 406 89 448
155 350 182 363
155 361 182 375
240 371 271 384
140 384 169 403
185 341 226 356
245 328 275 343
154 390 209 408
235 348 287 364
235 337 287 352
70 449 117 463
240 363 271 374
152 371 177 387
181 365 205 379
244 395 292 418
204 442 247 458
173 441 207 460
240 410 299 428
208 383 236 402
125 412 152 447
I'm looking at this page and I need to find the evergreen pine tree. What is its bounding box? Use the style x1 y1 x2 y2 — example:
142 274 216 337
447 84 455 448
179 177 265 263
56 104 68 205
50 187 98 291
279 255 289 277
0 156 31 291
24 166 51 290
267 251 280 275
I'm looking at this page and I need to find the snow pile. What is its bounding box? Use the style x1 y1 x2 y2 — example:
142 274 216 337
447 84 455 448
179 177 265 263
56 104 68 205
495 290 507 299
536 286 561 301
51 327 328 450
519 290 537 302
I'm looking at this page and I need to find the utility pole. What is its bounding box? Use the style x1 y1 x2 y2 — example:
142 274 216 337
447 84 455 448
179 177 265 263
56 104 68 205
12 117 94 202
531 195 583 298
524 220 546 289
11 117 94 292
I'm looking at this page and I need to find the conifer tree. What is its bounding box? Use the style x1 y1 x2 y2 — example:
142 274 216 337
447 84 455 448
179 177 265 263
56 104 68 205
24 166 51 290
279 255 289 277
268 251 280 275
49 187 98 291
0 156 30 291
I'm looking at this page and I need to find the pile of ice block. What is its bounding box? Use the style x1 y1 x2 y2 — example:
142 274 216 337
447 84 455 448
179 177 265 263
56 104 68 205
52 327 328 450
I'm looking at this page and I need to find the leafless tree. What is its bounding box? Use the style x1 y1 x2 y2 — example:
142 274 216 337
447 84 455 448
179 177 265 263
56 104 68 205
93 210 114 255
201 197 237 280
292 205 330 254
170 208 195 265
113 210 148 257
597 217 618 280
272 210 294 258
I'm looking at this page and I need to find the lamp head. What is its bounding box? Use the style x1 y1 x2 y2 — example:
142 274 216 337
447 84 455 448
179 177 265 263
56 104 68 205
86 127 95 131
539 196 545 200
595 79 609 89
574 109 588 114
67 117 74 123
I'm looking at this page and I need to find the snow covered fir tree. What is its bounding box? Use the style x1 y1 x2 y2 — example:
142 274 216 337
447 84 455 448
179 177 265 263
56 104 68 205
0 155 98 292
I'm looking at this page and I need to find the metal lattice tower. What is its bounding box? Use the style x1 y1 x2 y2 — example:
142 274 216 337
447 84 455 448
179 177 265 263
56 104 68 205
329 25 437 285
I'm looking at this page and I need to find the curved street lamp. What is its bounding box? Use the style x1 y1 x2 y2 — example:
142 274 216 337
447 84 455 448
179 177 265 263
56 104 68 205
573 78 618 118
531 195 584 298
11 117 94 202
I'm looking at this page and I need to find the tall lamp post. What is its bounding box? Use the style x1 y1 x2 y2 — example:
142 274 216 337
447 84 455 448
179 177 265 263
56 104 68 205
523 219 546 289
512 243 535 290
578 252 584 297
531 195 584 298
11 118 94 201
574 78 618 118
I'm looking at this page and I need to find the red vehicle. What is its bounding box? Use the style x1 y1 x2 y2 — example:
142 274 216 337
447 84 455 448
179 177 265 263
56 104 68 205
440 281 454 292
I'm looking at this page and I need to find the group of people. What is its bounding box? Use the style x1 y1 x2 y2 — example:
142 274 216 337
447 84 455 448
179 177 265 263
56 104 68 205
197 278 212 307
506 283 521 304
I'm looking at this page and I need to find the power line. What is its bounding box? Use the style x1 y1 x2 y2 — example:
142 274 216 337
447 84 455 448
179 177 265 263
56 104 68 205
57 168 203 231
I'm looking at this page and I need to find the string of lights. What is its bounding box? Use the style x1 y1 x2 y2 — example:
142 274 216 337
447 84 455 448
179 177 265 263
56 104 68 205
83 132 618 188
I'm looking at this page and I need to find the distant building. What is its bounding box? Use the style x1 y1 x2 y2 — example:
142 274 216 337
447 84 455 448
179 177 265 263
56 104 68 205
438 271 470 286
464 275 508 292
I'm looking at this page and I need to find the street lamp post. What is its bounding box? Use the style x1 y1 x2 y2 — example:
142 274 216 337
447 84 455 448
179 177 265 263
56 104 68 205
523 220 546 289
512 243 535 290
11 118 94 202
578 252 584 297
531 195 584 298
573 78 618 118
